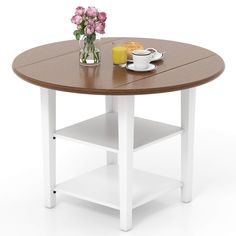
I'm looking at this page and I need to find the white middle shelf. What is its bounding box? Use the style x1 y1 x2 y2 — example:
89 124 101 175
54 113 182 152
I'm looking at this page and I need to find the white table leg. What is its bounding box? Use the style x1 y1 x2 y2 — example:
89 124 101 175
106 96 117 165
117 96 134 231
41 88 56 208
181 88 196 203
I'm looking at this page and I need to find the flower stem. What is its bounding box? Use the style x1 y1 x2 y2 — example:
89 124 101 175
80 34 100 64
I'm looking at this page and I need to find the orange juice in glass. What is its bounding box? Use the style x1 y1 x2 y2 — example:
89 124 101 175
112 45 128 66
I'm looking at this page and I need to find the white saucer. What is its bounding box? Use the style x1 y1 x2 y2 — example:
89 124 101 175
128 51 164 62
151 51 164 61
126 63 157 72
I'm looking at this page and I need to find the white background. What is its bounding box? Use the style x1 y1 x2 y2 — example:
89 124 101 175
0 0 235 235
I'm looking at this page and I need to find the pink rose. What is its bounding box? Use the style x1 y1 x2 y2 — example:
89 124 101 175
75 6 85 16
86 6 98 17
88 19 95 27
85 24 95 35
71 15 83 25
98 12 107 22
95 22 105 34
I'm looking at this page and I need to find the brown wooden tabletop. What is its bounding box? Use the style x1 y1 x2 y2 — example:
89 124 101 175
12 37 224 95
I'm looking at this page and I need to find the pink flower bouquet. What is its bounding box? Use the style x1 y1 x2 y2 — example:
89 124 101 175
71 6 107 65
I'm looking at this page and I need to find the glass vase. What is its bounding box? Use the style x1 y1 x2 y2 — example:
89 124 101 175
79 35 101 66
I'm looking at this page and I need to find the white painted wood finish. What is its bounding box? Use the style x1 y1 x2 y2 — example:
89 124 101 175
105 96 118 165
117 96 134 231
39 90 196 231
54 113 182 152
55 165 182 210
181 89 196 203
40 88 56 208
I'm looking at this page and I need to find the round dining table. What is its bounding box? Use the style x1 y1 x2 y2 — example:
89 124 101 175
12 37 224 231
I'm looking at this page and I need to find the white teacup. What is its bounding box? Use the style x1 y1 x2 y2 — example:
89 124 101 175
132 50 152 70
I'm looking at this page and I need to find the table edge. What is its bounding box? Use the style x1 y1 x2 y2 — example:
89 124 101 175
12 58 225 95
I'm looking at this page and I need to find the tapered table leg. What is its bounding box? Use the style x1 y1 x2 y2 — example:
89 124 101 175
40 88 56 208
106 96 118 165
117 96 134 231
181 88 196 203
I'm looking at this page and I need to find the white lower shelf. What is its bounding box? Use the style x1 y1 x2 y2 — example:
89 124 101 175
55 165 182 210
55 113 182 152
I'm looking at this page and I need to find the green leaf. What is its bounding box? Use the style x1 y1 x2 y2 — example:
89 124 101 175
73 30 81 40
73 30 79 36
75 33 81 40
